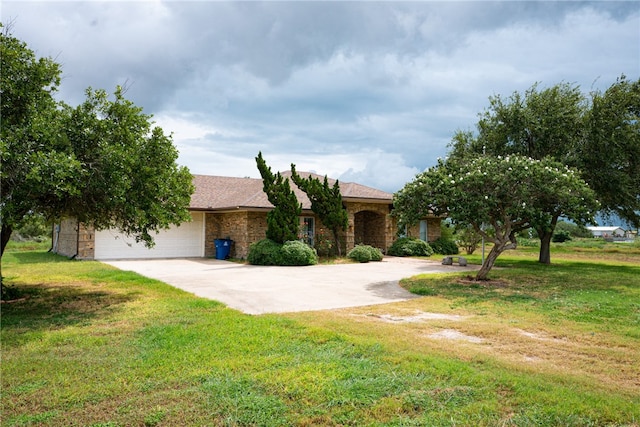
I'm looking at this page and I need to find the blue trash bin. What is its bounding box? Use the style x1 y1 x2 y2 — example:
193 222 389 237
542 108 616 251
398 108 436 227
214 239 232 260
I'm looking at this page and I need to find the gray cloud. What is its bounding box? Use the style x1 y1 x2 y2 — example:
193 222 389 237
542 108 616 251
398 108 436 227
3 1 639 192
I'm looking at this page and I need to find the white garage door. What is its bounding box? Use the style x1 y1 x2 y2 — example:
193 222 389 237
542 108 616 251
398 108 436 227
94 212 205 259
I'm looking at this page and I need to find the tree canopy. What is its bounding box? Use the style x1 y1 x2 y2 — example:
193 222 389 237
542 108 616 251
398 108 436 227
393 155 598 280
1 24 64 255
255 152 301 244
580 76 640 229
448 79 639 263
290 165 348 256
0 27 194 260
55 87 194 245
450 82 585 162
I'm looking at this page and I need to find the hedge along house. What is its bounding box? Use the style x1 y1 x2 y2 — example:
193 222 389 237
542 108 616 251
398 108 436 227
52 172 442 260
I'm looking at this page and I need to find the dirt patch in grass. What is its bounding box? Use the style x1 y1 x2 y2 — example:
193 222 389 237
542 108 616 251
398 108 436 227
364 311 467 323
426 329 484 343
483 326 640 392
326 299 640 396
514 329 568 343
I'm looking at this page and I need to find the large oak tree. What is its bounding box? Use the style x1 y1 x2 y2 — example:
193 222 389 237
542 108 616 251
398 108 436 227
449 79 639 263
1 28 194 267
580 76 640 229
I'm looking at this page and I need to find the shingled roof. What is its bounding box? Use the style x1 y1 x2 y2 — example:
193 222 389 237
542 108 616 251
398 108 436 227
190 172 393 211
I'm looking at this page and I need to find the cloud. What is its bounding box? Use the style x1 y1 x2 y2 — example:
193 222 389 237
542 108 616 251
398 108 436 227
339 150 421 193
3 1 639 193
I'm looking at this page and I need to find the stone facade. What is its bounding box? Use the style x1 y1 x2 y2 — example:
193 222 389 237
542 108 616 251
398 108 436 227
53 209 441 260
406 217 442 242
204 202 401 259
204 211 270 259
346 202 396 253
53 218 78 258
77 223 95 259
53 218 95 259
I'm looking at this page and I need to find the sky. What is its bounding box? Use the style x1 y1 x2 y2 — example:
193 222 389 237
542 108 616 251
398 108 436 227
3 1 639 193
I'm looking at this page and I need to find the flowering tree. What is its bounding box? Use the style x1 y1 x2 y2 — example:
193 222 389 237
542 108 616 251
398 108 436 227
393 155 598 280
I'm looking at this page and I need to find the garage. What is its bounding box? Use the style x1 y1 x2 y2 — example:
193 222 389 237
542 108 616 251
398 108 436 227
94 212 205 260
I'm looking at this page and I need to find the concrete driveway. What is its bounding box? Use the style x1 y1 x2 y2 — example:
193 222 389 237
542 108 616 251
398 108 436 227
104 257 472 315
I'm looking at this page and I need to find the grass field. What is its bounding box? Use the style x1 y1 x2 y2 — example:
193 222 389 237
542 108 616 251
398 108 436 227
1 239 639 426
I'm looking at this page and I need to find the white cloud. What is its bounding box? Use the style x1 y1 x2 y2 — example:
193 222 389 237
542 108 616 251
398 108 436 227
339 150 421 193
3 1 638 193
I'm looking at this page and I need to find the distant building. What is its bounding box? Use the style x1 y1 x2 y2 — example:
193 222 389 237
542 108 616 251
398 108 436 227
587 226 626 238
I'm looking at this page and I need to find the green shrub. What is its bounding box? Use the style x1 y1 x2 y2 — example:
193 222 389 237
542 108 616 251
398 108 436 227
247 239 318 266
454 225 483 255
314 231 336 257
440 220 455 240
368 245 384 262
430 237 459 255
552 230 572 243
555 220 593 238
347 245 383 263
11 213 49 241
280 241 318 266
388 237 434 257
247 239 283 265
518 238 540 248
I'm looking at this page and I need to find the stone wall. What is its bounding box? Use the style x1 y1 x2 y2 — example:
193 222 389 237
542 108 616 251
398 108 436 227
353 210 386 248
54 218 78 257
202 204 435 259
406 217 442 242
205 211 269 259
345 202 395 253
205 210 355 259
312 219 346 256
53 218 95 259
77 223 95 259
246 212 268 251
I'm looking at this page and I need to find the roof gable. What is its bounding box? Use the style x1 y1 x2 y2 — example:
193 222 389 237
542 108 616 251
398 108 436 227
190 172 393 211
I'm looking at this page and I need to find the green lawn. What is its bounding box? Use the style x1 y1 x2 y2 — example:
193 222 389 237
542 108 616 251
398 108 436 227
1 240 639 426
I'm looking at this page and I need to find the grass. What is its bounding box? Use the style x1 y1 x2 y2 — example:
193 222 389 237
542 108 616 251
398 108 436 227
1 239 639 426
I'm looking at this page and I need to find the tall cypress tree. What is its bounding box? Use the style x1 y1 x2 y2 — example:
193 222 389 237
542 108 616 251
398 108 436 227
255 152 301 243
290 164 348 256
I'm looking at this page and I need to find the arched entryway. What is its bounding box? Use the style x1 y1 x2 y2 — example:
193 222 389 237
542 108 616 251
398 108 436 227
354 210 386 248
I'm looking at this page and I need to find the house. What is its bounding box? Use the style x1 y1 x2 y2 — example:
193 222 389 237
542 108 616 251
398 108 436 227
587 226 626 238
52 172 441 260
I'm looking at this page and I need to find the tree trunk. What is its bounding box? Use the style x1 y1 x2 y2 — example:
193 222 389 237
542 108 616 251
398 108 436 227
537 215 558 265
1 224 13 288
475 244 503 280
1 224 12 258
475 235 517 281
538 230 553 264
332 229 342 257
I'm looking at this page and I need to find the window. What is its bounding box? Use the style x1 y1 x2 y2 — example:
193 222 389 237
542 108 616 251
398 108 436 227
300 217 315 246
419 220 428 241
